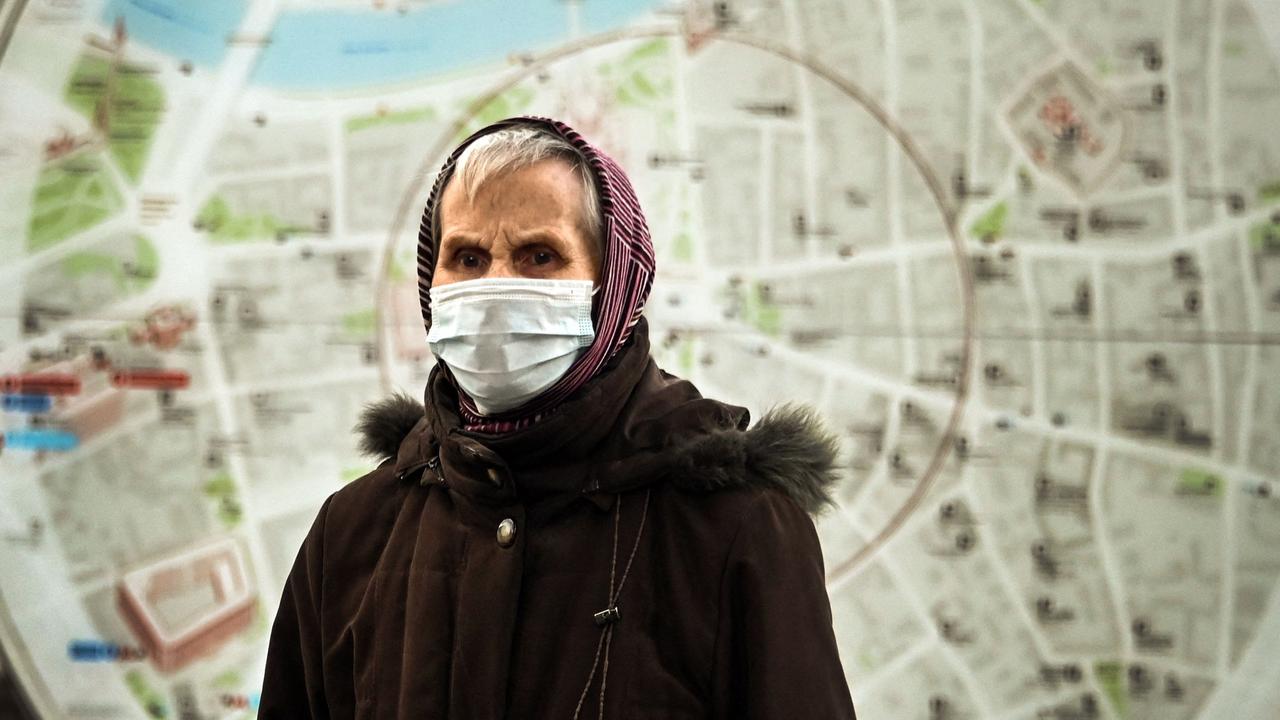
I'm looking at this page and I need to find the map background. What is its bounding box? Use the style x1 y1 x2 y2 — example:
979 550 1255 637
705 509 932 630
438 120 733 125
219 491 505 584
1 0 1279 717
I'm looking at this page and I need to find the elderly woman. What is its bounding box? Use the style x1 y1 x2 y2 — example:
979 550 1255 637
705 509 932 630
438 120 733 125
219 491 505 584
261 115 856 719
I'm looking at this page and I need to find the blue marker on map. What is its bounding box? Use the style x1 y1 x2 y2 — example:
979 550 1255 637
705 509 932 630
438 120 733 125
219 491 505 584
4 428 79 451
68 640 117 661
1 393 52 413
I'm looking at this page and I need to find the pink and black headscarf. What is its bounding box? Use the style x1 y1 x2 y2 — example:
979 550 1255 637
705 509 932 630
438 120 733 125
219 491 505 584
417 115 656 434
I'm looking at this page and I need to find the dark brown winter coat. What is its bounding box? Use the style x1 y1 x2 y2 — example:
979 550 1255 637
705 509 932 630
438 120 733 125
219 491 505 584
259 316 857 718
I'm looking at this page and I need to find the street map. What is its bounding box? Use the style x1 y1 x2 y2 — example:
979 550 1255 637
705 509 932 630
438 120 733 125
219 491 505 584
1 0 1278 717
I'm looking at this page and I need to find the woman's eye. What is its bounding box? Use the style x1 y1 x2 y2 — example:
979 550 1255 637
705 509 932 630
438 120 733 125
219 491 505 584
459 252 481 268
531 250 555 265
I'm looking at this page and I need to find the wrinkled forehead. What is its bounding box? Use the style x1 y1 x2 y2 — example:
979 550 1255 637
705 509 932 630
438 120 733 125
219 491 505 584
432 157 598 260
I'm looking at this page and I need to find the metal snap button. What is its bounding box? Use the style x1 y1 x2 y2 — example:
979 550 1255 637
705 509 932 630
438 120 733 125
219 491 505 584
496 518 517 548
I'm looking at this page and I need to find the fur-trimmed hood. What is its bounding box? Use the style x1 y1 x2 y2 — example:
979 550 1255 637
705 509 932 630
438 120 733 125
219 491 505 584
356 391 841 515
354 319 843 515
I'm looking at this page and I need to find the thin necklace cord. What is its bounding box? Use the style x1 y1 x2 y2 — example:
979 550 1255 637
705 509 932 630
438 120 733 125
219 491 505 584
572 487 651 720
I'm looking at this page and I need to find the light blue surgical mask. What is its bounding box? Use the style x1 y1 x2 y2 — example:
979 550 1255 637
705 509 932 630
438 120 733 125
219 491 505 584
426 277 597 414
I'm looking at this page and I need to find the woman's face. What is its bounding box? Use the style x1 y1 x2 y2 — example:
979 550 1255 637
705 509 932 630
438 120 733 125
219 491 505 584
434 158 601 287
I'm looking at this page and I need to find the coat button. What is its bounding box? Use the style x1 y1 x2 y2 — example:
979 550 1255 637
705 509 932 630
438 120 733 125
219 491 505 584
496 518 517 548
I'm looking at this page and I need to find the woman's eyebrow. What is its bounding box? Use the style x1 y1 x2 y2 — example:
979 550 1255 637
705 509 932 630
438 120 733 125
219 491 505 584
513 229 567 246
441 231 483 247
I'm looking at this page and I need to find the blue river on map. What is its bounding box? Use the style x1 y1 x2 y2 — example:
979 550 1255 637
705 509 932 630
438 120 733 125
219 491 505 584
100 0 665 91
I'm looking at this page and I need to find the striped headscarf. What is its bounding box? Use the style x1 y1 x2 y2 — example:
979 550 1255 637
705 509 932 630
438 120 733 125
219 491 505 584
417 115 656 434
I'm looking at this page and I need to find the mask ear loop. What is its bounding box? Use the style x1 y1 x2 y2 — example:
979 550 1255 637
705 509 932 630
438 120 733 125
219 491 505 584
589 283 603 325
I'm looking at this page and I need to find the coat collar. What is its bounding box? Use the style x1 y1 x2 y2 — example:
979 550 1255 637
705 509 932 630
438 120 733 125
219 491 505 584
354 317 844 515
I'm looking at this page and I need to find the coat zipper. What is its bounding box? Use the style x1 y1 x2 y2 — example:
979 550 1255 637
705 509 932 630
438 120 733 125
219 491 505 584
395 454 440 484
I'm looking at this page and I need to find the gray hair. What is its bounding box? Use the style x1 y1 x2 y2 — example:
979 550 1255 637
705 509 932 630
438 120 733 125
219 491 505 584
432 123 604 258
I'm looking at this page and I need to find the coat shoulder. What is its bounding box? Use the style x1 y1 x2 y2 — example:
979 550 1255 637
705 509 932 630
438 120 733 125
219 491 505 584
331 457 402 511
651 479 818 555
320 458 412 564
